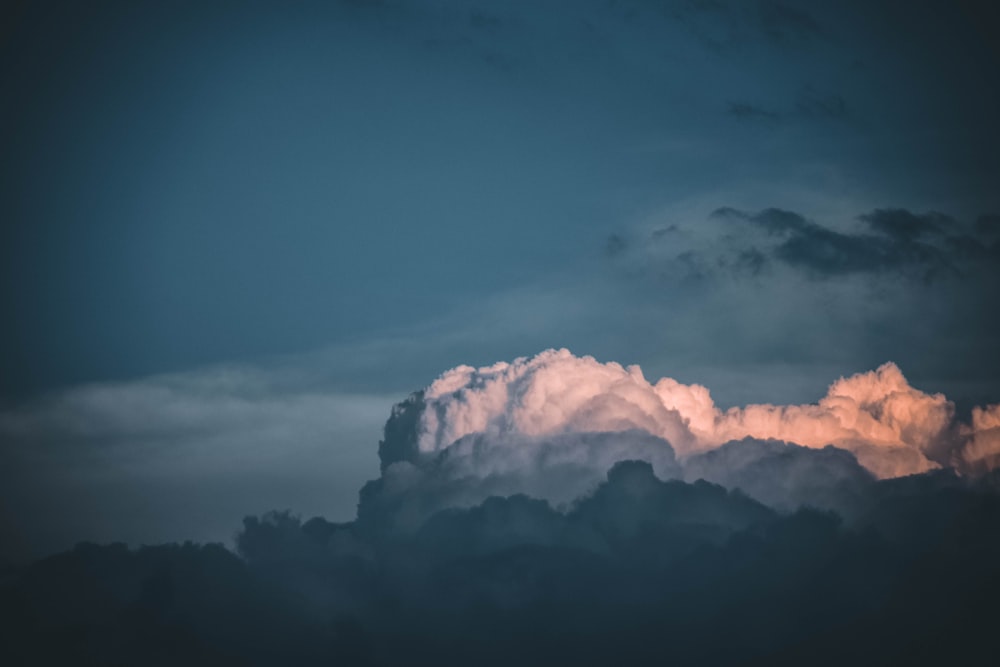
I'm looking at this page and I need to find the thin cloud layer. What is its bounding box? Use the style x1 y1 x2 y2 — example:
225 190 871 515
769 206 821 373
0 366 392 561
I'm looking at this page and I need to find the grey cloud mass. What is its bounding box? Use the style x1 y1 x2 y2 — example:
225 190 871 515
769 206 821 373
728 205 1000 283
0 365 393 562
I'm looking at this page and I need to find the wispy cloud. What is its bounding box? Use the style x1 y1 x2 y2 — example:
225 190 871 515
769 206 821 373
0 364 396 561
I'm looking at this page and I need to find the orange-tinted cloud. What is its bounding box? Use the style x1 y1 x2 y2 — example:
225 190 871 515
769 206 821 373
412 350 987 481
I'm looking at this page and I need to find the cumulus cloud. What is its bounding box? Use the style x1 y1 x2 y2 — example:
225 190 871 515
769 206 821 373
415 350 694 459
4 347 992 563
381 349 982 492
344 348 1000 536
695 361 955 478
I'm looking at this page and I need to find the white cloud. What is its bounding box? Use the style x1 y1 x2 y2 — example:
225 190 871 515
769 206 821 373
402 349 990 486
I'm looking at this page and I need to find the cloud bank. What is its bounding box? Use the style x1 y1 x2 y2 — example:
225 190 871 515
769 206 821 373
0 365 392 561
4 349 1000 665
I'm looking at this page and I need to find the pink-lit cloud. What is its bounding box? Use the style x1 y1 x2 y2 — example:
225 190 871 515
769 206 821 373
959 404 1000 472
411 349 991 483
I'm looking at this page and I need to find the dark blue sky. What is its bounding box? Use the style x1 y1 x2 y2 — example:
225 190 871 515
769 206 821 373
2 0 999 559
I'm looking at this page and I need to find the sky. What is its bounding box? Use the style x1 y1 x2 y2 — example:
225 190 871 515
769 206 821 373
2 0 1000 562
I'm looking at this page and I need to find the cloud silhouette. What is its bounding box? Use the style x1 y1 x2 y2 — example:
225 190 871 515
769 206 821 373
5 461 1000 665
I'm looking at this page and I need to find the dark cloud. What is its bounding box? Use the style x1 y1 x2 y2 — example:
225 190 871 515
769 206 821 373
650 224 679 239
363 416 685 537
684 438 875 514
732 247 770 275
775 224 918 277
707 206 977 280
604 233 628 257
858 208 948 242
4 459 1000 665
712 206 809 233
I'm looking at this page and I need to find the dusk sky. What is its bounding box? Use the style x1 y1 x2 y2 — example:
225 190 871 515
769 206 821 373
3 0 1000 561
4 2 1000 664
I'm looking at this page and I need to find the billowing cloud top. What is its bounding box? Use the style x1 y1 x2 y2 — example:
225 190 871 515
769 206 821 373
377 349 996 518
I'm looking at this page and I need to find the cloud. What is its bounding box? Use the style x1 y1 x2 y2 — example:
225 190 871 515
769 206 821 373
625 205 996 284
858 208 949 241
708 206 958 279
683 438 875 513
4 349 1000 664
0 365 393 561
727 102 783 122
412 350 694 458
5 459 1000 665
697 361 956 477
959 404 1000 471
594 201 1000 420
378 349 989 490
290 348 994 544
